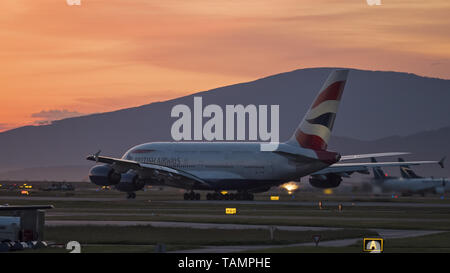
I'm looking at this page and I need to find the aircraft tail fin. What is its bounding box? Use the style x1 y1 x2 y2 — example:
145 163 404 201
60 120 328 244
371 157 388 180
286 69 349 151
398 158 422 179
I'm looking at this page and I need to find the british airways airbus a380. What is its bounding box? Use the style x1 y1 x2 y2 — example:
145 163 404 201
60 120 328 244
87 70 439 200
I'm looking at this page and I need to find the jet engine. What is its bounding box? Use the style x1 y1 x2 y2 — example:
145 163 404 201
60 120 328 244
89 165 121 186
309 173 342 188
115 171 145 192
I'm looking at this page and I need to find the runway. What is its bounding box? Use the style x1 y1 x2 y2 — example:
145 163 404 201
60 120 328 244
3 195 450 208
170 229 445 253
163 200 450 208
46 211 450 224
46 220 342 231
3 189 450 253
46 219 444 253
45 219 444 237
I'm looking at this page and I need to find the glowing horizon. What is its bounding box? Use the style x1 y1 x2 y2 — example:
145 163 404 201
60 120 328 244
1 0 449 132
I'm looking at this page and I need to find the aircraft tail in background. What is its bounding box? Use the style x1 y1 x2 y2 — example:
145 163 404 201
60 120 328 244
398 158 422 179
371 157 388 180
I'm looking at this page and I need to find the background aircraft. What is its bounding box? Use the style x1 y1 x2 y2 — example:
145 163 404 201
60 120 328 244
370 157 447 196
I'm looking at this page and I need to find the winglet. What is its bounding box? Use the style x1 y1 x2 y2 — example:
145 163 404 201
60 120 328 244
87 150 102 162
439 156 446 169
94 150 101 162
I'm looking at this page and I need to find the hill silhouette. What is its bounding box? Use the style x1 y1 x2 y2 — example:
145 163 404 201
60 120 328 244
0 67 449 180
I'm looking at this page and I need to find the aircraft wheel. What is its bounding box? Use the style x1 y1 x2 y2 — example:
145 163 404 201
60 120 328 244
243 193 249 200
206 193 212 200
241 192 253 201
189 192 195 200
195 193 201 200
235 193 243 201
212 193 219 200
183 193 189 200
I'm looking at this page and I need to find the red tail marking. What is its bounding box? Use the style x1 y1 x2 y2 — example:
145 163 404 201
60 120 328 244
295 131 327 151
314 150 341 165
311 81 346 108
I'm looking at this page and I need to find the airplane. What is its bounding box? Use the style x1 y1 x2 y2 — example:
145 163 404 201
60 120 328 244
398 157 449 193
86 69 441 200
369 157 447 196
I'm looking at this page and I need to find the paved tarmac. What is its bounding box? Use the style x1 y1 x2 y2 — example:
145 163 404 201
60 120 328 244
163 200 450 208
2 195 450 208
171 229 445 253
46 220 342 231
46 219 445 253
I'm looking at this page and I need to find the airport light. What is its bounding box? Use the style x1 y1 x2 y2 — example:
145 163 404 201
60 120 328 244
280 182 299 195
225 208 236 215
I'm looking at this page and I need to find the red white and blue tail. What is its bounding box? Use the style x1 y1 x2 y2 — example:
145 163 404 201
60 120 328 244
287 69 349 151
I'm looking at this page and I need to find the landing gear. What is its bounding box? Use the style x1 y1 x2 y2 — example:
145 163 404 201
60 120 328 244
184 191 201 200
206 193 216 200
238 192 254 201
126 192 136 199
206 191 254 201
183 191 255 201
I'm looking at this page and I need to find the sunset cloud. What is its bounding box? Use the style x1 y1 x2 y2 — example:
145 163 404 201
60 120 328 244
0 0 449 132
31 109 85 125
0 123 12 131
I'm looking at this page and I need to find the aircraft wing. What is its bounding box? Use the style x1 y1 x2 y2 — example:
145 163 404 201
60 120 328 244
340 152 410 161
86 154 211 190
312 160 441 176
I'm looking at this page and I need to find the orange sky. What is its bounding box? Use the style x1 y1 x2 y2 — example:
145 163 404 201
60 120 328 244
1 0 449 132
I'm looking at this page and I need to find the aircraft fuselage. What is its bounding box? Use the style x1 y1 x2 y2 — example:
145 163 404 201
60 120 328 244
122 142 329 191
373 177 450 194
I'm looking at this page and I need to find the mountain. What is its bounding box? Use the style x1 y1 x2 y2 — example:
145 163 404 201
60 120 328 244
0 165 90 182
0 67 449 180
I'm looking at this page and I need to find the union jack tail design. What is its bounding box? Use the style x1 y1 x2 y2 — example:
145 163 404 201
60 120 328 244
287 69 349 151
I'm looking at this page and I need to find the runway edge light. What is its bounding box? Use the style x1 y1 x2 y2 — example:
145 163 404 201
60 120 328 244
225 208 237 215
